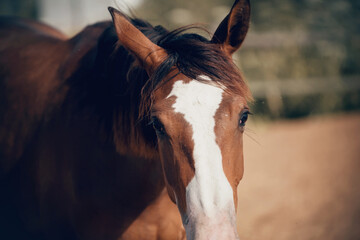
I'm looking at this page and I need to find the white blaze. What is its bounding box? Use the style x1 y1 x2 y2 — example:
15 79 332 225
167 76 235 223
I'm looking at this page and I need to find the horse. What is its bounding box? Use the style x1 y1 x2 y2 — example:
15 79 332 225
0 0 252 239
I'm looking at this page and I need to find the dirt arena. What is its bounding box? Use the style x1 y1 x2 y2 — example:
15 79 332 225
237 112 360 240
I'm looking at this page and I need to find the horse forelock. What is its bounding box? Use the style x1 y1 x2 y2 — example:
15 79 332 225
108 17 252 119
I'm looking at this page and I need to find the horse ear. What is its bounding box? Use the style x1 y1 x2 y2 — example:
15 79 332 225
108 7 167 75
211 0 250 55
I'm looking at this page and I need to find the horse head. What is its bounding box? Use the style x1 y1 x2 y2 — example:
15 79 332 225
109 0 251 239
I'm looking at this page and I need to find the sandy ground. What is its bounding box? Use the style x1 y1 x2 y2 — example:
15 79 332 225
237 112 360 240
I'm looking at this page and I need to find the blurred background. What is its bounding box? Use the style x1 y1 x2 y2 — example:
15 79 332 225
1 0 359 118
1 0 359 239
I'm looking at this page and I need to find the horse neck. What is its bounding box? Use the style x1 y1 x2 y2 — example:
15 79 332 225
65 23 159 160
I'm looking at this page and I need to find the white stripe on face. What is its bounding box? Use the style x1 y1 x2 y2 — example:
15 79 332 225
167 76 235 226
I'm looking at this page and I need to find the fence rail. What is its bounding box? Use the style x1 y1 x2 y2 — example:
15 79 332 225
249 76 360 98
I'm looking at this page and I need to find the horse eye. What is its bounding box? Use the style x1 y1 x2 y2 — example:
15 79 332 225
151 117 166 134
239 111 249 127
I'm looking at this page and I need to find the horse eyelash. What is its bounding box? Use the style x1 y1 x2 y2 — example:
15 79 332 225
243 109 252 115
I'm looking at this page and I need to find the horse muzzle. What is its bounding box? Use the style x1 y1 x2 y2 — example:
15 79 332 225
183 212 239 240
